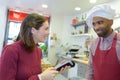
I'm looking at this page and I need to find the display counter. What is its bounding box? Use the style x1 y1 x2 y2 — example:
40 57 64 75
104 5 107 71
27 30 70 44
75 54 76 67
57 55 88 79
59 55 88 64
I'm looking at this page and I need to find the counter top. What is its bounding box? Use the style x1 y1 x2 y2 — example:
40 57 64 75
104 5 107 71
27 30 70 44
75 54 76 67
60 55 88 65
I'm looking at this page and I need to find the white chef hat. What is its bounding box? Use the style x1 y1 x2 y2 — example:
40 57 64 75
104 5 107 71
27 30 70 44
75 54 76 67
86 4 116 27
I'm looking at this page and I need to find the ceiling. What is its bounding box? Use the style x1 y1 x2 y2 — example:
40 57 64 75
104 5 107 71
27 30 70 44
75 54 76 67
6 0 114 16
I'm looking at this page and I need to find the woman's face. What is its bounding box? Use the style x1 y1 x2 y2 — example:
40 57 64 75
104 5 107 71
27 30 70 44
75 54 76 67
32 21 49 43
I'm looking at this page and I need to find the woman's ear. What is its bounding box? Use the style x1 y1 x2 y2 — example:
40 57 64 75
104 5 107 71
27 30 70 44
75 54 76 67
31 27 36 34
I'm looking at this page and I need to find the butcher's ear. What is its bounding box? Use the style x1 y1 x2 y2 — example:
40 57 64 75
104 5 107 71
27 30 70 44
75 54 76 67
109 20 113 26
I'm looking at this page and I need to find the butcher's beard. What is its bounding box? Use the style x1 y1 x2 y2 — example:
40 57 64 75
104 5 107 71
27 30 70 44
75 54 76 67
94 27 109 37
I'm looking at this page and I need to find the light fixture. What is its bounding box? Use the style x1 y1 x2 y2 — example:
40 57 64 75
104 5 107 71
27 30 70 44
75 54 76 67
89 0 96 3
75 7 81 11
42 4 48 8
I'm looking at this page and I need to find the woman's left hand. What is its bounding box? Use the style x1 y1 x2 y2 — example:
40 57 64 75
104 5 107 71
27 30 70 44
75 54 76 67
59 66 71 73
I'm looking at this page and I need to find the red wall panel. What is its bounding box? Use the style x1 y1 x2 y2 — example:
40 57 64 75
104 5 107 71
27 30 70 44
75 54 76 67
8 11 28 22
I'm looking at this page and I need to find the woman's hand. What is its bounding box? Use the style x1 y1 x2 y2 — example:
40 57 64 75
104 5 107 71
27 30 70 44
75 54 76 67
40 67 58 80
59 66 71 73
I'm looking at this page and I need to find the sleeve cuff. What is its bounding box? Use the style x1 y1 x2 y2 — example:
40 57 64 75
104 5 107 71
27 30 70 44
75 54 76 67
38 74 42 80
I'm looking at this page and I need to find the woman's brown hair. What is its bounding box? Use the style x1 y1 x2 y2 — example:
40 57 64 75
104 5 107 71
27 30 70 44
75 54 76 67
20 13 47 51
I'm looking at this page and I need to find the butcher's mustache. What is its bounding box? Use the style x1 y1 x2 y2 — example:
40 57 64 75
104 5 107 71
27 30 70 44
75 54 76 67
94 28 102 32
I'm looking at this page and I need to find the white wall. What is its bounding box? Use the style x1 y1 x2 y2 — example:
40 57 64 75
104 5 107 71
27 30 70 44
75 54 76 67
48 14 64 66
108 0 120 29
0 1 8 54
49 14 64 40
61 15 73 44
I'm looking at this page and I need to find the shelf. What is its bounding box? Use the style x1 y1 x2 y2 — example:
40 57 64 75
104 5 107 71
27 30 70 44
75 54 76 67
70 34 91 37
72 21 86 27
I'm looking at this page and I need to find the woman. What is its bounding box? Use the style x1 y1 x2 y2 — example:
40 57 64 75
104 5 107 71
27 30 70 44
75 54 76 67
0 13 66 80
